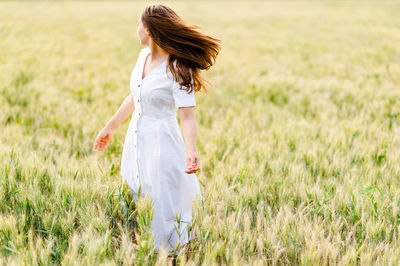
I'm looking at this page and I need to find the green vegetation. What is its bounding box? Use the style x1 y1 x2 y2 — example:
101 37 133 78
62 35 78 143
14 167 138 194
1 1 400 264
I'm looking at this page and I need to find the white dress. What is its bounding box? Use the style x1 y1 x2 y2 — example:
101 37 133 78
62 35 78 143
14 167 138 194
120 47 203 253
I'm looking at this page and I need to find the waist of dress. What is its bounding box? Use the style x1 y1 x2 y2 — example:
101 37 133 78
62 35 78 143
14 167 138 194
140 114 177 122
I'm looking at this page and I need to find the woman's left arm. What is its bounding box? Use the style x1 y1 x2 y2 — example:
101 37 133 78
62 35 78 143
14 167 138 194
179 106 200 174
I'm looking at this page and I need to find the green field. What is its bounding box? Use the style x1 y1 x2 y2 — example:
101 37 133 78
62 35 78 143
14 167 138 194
1 1 400 264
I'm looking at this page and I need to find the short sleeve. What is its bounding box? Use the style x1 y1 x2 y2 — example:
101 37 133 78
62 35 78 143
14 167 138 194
172 81 196 108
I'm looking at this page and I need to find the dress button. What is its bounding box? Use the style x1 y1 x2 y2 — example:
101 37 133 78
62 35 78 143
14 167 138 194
134 130 137 133
137 99 140 102
138 84 140 87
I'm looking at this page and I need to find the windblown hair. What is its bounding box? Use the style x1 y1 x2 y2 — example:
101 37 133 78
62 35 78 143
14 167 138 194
141 4 221 94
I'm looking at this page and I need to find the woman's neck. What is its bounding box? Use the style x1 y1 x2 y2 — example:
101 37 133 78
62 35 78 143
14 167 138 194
148 42 169 62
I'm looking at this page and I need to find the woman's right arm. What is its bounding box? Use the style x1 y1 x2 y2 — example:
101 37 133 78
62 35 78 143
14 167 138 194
93 94 135 151
104 93 135 132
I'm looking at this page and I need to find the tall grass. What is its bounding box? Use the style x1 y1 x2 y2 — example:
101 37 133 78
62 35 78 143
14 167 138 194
1 1 400 264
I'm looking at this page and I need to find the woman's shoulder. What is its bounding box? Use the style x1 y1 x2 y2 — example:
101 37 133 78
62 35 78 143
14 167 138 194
133 47 149 63
139 46 150 57
131 47 150 71
166 60 193 84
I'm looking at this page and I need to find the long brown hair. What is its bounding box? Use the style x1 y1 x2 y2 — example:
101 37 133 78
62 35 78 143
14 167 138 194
141 4 221 94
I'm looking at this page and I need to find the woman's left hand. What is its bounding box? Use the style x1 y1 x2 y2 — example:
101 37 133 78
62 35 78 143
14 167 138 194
185 151 200 174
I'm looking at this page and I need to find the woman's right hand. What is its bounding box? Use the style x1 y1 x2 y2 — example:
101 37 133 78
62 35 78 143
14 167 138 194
93 127 114 151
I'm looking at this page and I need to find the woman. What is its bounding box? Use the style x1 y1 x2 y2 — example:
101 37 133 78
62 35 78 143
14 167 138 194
93 4 221 255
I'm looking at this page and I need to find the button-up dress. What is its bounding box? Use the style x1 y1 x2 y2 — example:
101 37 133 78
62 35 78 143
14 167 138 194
120 47 202 253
